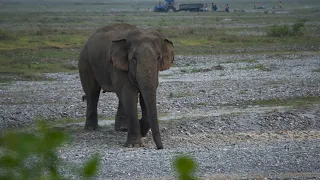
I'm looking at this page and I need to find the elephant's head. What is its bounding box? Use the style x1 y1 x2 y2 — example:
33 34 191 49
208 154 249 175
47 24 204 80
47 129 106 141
110 29 174 149
111 29 174 80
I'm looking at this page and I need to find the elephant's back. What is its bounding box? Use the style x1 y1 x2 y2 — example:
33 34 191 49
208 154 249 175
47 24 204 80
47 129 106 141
86 23 137 44
83 32 112 67
96 23 137 33
81 23 137 66
95 23 137 41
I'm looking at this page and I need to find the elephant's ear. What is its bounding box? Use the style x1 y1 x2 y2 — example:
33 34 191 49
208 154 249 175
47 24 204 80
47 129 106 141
160 39 174 71
111 39 129 71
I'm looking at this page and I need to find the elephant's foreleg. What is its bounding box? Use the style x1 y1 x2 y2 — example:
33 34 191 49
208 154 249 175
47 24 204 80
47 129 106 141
139 93 150 137
121 84 142 147
80 72 101 131
115 100 127 131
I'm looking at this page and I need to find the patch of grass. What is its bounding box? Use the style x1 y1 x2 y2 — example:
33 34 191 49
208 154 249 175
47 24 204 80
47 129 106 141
0 34 86 50
224 59 258 64
312 68 320 73
218 34 251 43
1 4 319 81
180 67 211 73
169 92 193 98
213 65 225 70
268 80 282 85
52 117 85 126
171 25 319 55
49 116 116 130
248 96 320 108
240 64 272 71
159 73 174 77
254 64 273 71
101 116 117 121
196 102 207 106
0 49 79 82
180 65 224 73
0 72 56 82
239 89 248 94
267 20 306 37
0 29 18 40
267 25 290 37
178 38 209 46
190 68 211 73
0 81 11 86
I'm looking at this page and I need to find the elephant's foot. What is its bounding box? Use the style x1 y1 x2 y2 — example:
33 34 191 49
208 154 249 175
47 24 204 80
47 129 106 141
156 145 164 150
84 123 99 131
125 135 143 148
115 115 127 132
125 142 144 148
139 118 150 137
114 121 127 132
115 126 127 132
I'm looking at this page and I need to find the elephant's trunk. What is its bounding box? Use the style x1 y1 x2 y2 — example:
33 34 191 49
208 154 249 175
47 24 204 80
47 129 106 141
137 71 162 149
140 88 163 149
135 46 163 149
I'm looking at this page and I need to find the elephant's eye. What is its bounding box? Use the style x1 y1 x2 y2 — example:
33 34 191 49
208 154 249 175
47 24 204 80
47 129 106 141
157 56 161 61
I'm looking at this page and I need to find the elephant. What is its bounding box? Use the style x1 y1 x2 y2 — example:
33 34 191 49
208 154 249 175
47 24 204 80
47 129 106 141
78 23 174 149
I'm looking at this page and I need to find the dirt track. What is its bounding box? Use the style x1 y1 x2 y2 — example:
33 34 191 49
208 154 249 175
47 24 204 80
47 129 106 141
1 52 320 179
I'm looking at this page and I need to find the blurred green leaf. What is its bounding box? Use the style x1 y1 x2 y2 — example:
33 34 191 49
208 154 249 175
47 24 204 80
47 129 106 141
0 155 20 168
0 121 100 180
82 154 100 178
174 156 198 180
0 132 39 159
42 130 67 150
0 174 14 180
175 156 196 174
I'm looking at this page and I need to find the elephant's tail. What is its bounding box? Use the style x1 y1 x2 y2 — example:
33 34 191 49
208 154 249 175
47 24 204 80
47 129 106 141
82 95 87 102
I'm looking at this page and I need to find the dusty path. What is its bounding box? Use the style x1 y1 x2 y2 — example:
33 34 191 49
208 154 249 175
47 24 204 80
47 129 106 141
1 52 320 179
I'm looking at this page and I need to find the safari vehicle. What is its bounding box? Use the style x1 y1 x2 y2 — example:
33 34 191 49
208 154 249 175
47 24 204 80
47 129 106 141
153 0 176 12
153 0 207 12
178 3 207 12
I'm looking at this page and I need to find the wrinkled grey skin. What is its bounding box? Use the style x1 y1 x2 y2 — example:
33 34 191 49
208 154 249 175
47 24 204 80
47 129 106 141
78 23 174 149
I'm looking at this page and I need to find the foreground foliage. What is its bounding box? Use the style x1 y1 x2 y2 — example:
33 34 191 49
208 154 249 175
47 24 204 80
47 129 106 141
174 156 198 180
0 123 99 180
0 122 200 180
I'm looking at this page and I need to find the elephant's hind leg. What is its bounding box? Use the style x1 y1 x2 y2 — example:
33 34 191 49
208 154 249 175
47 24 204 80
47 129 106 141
79 71 101 131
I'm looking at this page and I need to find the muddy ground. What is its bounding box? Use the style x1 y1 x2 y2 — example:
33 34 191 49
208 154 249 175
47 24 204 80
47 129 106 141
0 52 320 179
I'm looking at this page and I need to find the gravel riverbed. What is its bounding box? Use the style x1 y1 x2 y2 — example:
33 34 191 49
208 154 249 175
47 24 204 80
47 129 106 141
1 52 320 179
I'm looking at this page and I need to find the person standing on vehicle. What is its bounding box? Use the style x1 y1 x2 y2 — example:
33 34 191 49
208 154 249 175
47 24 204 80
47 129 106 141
212 3 217 12
225 4 230 12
